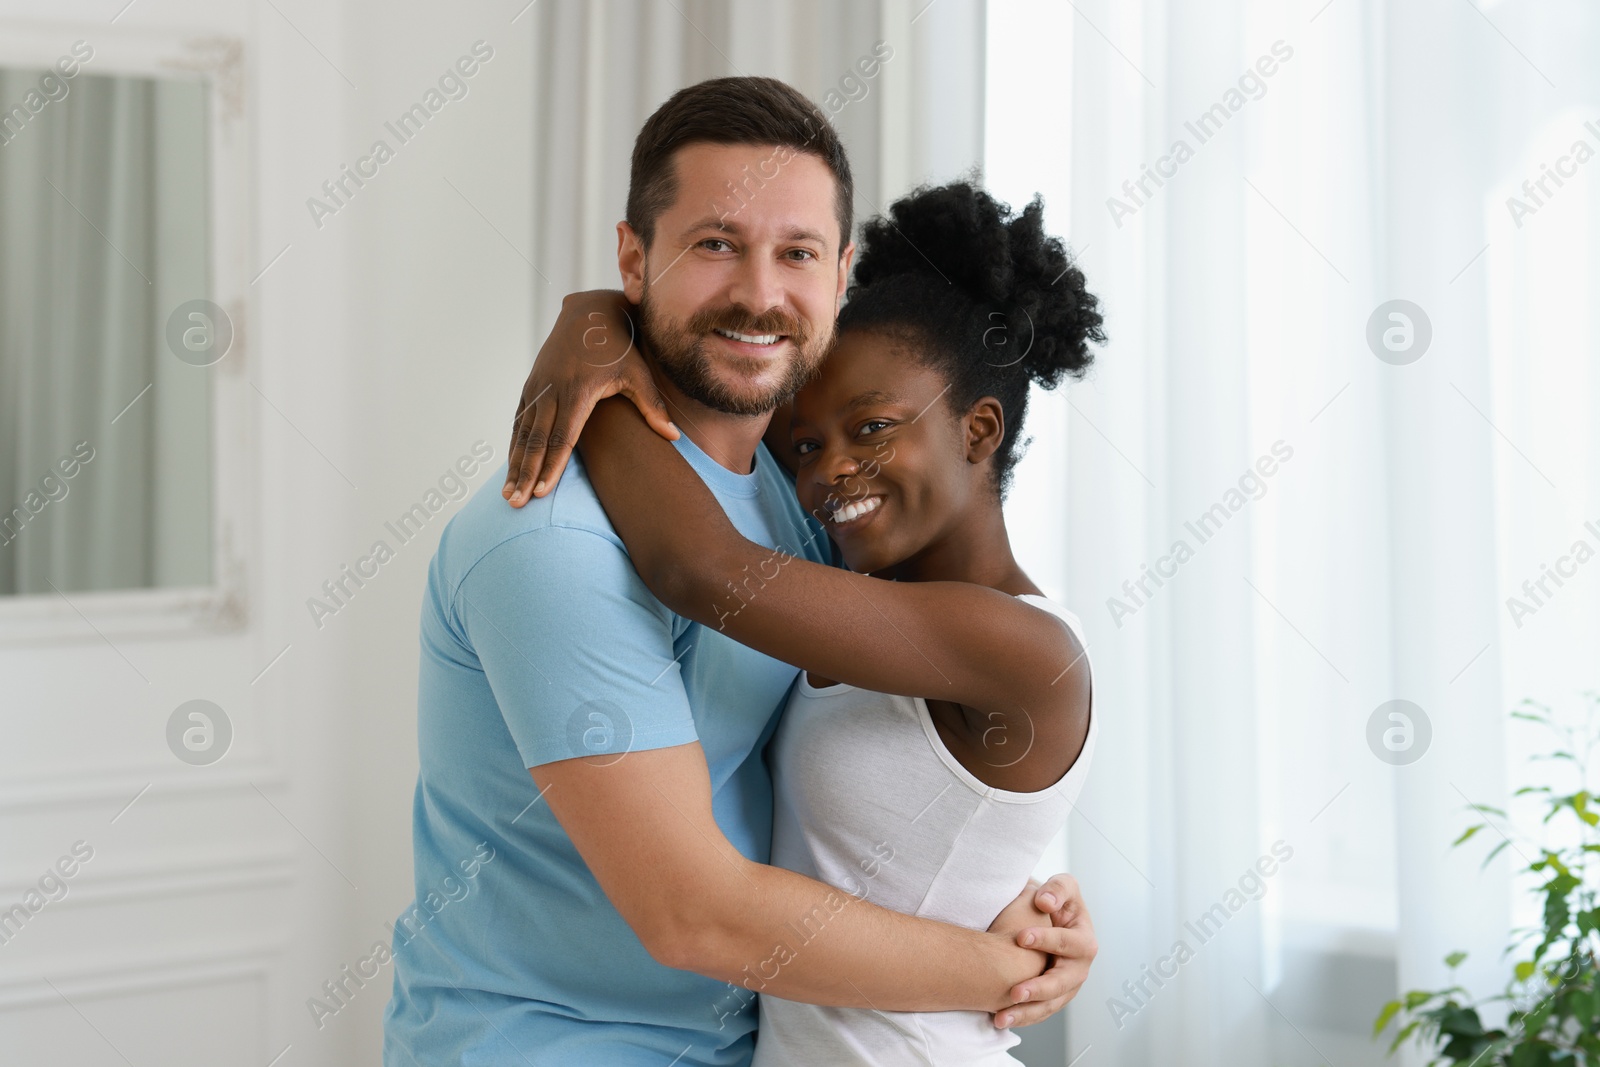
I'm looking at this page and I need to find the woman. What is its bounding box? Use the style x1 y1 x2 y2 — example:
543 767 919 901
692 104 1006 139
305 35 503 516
556 180 1102 1064
569 179 1107 1062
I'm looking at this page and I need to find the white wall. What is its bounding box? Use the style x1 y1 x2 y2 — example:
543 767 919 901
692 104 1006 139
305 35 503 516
0 1 1000 1063
0 0 533 1062
331 0 540 1058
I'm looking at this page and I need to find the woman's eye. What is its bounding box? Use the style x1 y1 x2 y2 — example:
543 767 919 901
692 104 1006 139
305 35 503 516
794 441 818 456
858 419 890 436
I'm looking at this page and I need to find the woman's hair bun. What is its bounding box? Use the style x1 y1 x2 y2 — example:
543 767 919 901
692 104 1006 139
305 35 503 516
847 177 1104 387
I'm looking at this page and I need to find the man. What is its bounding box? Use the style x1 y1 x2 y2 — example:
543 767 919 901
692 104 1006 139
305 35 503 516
383 76 1094 1066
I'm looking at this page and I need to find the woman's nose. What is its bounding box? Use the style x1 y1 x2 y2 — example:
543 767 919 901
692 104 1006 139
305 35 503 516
813 448 869 506
818 447 860 482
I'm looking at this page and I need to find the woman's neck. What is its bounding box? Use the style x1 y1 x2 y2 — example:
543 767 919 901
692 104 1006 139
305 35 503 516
874 501 1040 597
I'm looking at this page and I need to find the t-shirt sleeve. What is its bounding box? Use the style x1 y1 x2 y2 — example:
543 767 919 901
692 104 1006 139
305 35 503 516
451 524 698 768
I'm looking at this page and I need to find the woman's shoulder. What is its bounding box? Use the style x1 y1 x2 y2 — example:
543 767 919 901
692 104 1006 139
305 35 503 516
955 590 1094 793
1012 592 1089 648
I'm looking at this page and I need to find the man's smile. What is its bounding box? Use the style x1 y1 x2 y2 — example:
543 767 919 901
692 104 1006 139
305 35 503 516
713 327 784 346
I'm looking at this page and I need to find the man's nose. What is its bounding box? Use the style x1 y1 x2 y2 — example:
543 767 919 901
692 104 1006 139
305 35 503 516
727 254 786 317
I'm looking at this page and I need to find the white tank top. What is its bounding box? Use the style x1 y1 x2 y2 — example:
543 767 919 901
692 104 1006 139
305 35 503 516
751 595 1096 1067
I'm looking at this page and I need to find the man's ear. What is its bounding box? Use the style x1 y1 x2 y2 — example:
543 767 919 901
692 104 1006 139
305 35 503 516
835 241 856 309
617 221 647 303
965 397 1005 465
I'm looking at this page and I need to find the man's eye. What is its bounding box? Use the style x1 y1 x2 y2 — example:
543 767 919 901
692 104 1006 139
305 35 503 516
701 238 733 252
786 248 817 261
794 441 818 456
858 420 890 436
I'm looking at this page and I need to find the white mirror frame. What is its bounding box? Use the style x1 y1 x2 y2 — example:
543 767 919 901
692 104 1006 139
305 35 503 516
0 23 252 644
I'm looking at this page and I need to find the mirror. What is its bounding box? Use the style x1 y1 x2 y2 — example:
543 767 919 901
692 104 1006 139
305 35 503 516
0 58 216 598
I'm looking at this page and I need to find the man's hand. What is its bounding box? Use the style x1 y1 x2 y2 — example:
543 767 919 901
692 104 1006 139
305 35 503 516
986 873 1097 1028
503 290 679 506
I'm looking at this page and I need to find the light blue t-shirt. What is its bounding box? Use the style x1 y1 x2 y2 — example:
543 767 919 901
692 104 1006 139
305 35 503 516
382 434 832 1067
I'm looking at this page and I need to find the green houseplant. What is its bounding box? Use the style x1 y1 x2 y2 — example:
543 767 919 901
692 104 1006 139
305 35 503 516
1375 693 1600 1065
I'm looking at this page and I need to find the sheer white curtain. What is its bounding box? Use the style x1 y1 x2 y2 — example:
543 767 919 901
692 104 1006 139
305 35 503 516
0 70 211 596
985 0 1600 1064
522 2 1600 1063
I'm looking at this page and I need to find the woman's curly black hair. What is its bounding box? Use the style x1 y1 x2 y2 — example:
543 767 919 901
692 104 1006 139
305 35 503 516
837 178 1105 500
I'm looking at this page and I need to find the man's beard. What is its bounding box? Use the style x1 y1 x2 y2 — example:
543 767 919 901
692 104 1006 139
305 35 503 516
639 273 833 417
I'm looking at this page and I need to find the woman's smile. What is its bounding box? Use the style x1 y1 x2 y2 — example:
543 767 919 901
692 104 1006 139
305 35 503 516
827 493 884 529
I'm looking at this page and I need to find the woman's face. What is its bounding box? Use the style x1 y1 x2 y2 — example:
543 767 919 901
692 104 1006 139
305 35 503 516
788 329 975 575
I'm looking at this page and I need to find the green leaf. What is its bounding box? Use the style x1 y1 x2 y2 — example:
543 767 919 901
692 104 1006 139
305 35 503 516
1482 839 1513 869
1574 792 1599 826
1388 1018 1420 1053
1515 960 1537 981
1373 998 1402 1036
1445 951 1468 969
1509 1041 1553 1067
1522 997 1553 1038
1405 989 1436 1009
1575 987 1597 1026
1455 824 1485 846
1542 873 1578 936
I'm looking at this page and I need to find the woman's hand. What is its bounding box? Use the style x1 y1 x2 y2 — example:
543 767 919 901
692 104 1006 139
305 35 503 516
503 289 679 506
986 874 1098 1028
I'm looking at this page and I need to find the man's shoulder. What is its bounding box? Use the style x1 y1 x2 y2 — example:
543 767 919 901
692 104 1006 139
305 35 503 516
751 443 835 566
433 459 628 592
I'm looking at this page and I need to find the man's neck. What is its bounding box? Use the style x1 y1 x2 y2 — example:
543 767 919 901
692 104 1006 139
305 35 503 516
646 361 773 475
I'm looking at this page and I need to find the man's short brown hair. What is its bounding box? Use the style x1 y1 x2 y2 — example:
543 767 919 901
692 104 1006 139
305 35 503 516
626 76 854 252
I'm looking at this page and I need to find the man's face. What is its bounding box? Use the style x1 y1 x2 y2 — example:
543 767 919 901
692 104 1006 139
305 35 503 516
620 142 853 416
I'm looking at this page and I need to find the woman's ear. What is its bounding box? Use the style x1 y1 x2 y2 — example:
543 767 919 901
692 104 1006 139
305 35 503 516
964 397 1005 465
